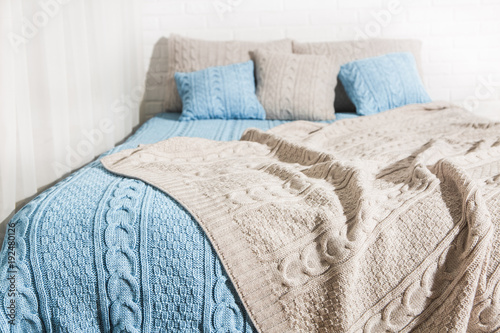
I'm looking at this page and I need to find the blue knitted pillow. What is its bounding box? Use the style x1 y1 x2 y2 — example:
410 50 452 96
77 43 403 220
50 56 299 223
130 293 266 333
338 52 431 116
175 61 266 121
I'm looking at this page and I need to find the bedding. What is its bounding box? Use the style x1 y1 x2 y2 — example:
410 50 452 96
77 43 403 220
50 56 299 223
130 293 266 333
0 111 358 332
103 102 500 332
175 61 265 120
252 51 337 120
339 52 431 116
293 39 423 113
164 34 292 112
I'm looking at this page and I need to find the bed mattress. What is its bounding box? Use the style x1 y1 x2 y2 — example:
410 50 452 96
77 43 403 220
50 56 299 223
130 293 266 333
0 112 358 332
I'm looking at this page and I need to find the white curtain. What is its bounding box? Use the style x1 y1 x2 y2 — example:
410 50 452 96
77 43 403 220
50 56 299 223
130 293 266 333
0 0 143 223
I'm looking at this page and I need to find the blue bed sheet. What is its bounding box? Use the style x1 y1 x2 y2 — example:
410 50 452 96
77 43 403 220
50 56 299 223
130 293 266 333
0 112 358 333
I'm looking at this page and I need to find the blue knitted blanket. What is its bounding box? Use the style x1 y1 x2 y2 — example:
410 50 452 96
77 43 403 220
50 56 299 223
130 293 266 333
0 113 357 332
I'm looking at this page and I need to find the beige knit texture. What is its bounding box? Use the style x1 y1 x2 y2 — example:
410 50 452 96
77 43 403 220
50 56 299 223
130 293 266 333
252 51 337 121
164 34 292 112
293 39 423 113
102 102 500 333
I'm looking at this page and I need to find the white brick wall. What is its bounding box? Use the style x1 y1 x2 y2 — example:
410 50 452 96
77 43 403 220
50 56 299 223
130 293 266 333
141 0 500 119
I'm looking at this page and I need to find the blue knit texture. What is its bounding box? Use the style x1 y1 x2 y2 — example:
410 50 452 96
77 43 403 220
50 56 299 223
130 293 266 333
175 61 266 121
0 112 359 332
338 52 432 116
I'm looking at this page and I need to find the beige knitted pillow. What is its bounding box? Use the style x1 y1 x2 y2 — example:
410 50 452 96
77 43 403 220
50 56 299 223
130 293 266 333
252 51 337 121
163 34 292 112
293 39 423 113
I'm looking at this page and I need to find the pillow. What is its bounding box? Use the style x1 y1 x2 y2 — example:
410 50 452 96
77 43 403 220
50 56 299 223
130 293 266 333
175 61 265 121
338 52 431 116
293 39 423 113
252 51 337 121
164 34 292 112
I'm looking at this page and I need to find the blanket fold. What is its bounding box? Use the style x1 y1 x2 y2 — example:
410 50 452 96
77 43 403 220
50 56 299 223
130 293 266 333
102 102 500 332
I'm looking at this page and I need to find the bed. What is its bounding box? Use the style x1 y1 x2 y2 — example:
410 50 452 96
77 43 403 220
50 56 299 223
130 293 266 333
3 34 500 333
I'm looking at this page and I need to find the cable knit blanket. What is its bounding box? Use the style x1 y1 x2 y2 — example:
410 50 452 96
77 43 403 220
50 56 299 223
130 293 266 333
102 102 500 332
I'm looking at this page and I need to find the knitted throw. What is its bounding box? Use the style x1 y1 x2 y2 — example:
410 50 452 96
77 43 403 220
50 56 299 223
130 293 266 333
102 103 500 332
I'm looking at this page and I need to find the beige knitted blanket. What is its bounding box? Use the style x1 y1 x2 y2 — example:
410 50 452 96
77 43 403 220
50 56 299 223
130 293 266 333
102 102 500 332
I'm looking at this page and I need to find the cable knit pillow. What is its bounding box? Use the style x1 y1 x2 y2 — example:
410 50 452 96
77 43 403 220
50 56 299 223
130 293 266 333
252 51 337 120
164 34 292 112
339 52 431 116
293 39 423 113
175 61 265 121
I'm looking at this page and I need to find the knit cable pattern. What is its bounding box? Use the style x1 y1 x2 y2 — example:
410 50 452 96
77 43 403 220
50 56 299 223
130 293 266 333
103 102 500 332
